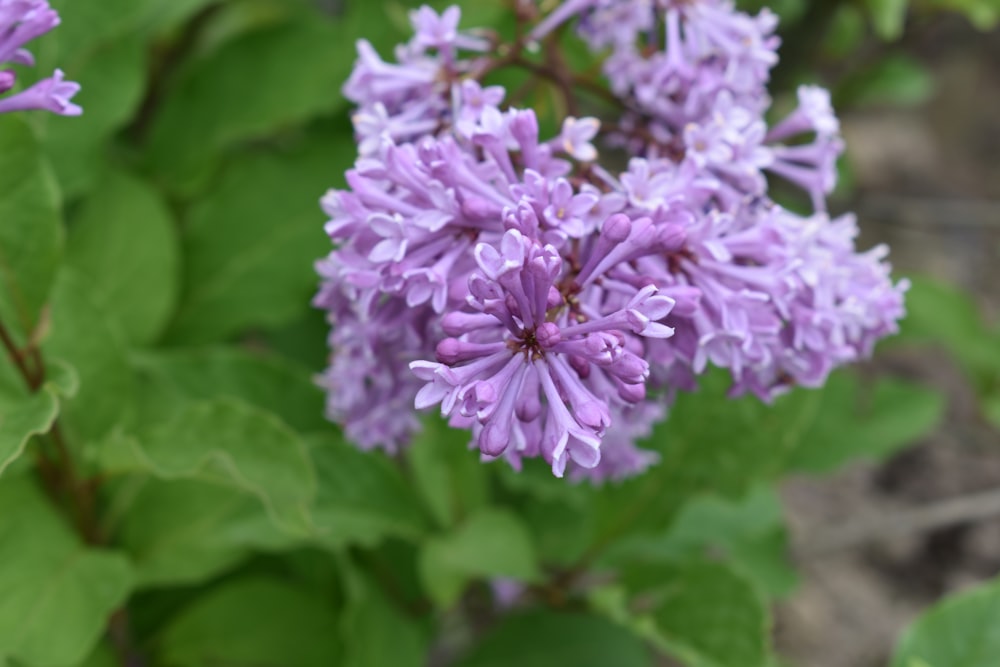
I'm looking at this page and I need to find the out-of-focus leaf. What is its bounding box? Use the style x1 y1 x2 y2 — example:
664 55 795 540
891 576 1000 667
99 398 315 532
308 433 430 548
115 478 296 588
920 0 999 29
836 53 934 107
44 269 134 442
456 611 651 667
419 508 538 607
620 560 770 667
781 373 944 473
606 486 796 598
865 0 909 40
0 476 132 667
130 347 326 433
895 275 1000 393
407 416 490 528
591 371 793 540
0 116 62 344
823 5 866 59
165 125 354 343
79 642 118 667
42 37 147 198
341 573 427 667
67 170 180 345
156 577 341 667
144 12 354 194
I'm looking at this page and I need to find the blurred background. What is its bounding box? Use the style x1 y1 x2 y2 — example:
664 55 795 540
767 6 1000 666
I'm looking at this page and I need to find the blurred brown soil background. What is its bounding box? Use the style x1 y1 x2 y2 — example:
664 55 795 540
774 15 1000 667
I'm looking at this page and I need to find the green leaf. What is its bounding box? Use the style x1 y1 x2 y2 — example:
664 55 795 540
621 560 770 667
782 373 945 473
100 398 316 532
866 0 909 40
891 577 1000 667
130 347 327 433
836 53 934 108
590 371 794 541
67 170 180 345
308 433 430 548
407 416 490 528
166 124 354 343
341 573 427 667
0 115 62 344
0 359 77 476
606 487 796 598
0 476 132 667
144 12 355 194
419 508 538 607
42 37 148 198
43 269 134 441
896 275 1000 393
156 577 341 667
456 611 651 667
79 642 118 667
114 478 297 588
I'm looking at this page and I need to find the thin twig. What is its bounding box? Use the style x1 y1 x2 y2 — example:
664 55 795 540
0 319 41 390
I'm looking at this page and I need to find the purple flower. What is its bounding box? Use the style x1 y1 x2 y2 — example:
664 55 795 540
411 225 677 476
0 1 80 116
314 1 908 482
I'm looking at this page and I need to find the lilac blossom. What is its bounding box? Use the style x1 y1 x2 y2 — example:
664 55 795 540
314 2 908 482
0 0 80 116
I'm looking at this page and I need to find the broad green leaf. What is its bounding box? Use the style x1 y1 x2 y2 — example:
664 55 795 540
156 577 341 667
456 611 651 667
67 170 180 345
144 12 355 194
42 37 148 198
782 373 944 473
341 573 427 667
308 433 429 547
166 125 355 343
892 577 1000 667
590 371 796 542
0 115 62 344
620 560 770 667
129 347 327 433
100 398 316 532
114 478 296 588
0 476 132 667
0 359 77 475
606 487 796 598
43 269 133 442
419 508 538 607
407 416 490 528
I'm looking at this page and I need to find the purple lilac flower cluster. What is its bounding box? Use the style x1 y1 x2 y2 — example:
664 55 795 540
0 0 80 116
314 1 907 481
